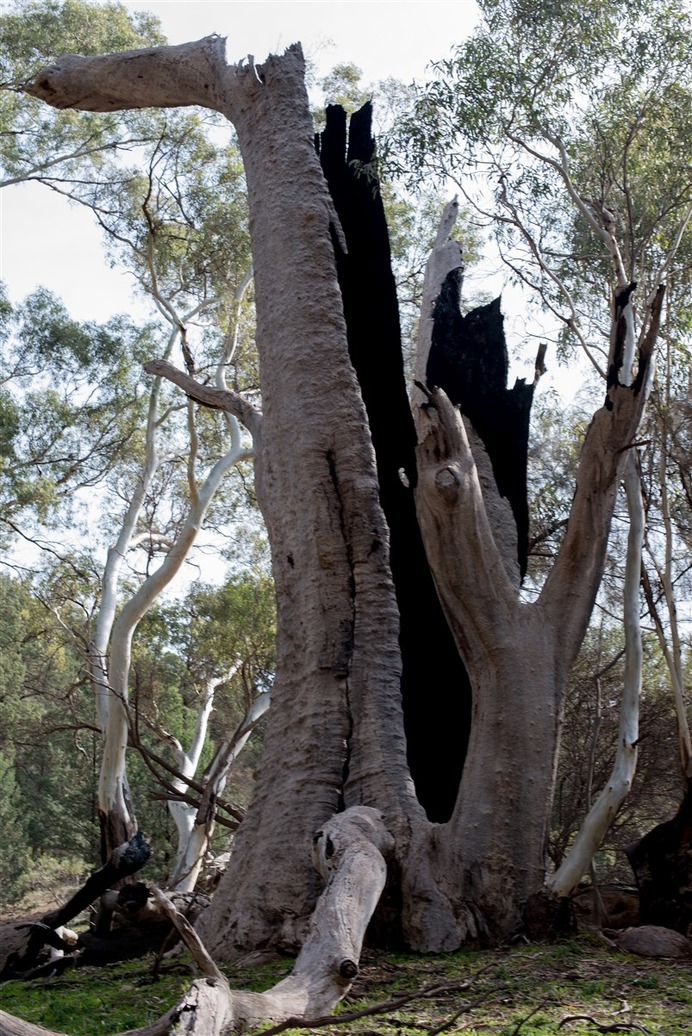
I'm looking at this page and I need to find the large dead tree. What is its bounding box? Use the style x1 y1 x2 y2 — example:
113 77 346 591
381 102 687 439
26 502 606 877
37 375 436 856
13 34 663 1033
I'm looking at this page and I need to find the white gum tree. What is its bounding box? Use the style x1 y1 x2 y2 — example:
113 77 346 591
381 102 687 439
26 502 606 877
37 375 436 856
97 278 256 859
164 681 270 893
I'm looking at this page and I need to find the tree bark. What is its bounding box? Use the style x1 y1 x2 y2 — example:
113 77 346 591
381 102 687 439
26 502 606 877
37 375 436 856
317 105 471 824
411 218 661 942
549 451 643 897
189 44 421 958
169 685 269 892
23 32 666 966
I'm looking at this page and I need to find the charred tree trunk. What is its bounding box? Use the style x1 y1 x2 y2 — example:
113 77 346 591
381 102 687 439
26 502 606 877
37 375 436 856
411 213 660 943
41 832 151 932
626 782 692 933
426 280 535 580
316 103 471 823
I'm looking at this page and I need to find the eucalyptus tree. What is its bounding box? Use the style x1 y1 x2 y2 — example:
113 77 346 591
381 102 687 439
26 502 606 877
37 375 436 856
3 4 689 1034
0 286 152 561
2 0 258 863
77 110 255 860
395 0 692 893
0 0 164 189
0 568 100 904
120 573 275 891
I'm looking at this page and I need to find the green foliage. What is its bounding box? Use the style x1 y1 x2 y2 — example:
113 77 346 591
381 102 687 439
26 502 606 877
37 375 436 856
0 747 31 904
313 62 371 131
0 0 164 77
93 113 252 308
0 572 100 903
524 389 586 585
0 287 152 531
393 0 692 375
115 574 276 871
182 573 276 695
0 0 166 190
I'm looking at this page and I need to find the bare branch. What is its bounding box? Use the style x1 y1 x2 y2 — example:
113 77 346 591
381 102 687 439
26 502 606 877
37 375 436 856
143 358 261 437
24 37 229 114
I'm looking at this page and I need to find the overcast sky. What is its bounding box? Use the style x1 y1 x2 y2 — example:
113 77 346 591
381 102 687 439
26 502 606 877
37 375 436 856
0 1 480 320
136 1 480 80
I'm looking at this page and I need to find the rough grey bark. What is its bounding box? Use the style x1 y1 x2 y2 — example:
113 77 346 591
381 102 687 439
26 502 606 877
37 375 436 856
412 226 662 941
182 43 417 958
22 32 665 978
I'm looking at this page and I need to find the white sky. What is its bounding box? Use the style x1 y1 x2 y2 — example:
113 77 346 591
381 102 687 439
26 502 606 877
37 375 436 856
0 1 481 321
136 1 480 80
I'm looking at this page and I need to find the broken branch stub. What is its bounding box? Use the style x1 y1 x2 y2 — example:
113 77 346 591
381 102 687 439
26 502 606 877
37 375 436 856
24 36 229 113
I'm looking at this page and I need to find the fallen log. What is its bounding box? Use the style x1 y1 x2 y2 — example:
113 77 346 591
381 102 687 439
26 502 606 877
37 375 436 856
0 833 151 982
0 807 393 1036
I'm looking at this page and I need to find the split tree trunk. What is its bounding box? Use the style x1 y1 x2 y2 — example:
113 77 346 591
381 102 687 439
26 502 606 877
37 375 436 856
25 34 664 967
410 217 662 942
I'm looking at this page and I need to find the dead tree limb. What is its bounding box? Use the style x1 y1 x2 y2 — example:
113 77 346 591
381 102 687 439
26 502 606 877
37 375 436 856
0 808 392 1036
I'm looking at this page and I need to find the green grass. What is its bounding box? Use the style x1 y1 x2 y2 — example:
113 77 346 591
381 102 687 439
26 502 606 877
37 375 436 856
1 939 691 1035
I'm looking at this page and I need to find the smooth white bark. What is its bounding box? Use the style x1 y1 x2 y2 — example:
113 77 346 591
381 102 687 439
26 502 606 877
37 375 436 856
100 436 250 816
549 451 644 897
164 675 222 890
167 675 271 893
96 258 252 852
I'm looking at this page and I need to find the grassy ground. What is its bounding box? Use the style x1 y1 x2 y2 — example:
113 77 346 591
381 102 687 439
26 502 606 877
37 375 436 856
1 937 691 1035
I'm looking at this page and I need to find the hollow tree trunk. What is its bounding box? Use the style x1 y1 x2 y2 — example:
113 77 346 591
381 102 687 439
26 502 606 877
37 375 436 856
409 218 661 942
317 104 471 824
25 35 663 966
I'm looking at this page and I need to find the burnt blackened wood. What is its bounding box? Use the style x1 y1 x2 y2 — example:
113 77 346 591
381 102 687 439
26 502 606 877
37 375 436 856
0 923 71 981
626 785 692 932
426 279 534 578
317 104 470 823
40 831 151 931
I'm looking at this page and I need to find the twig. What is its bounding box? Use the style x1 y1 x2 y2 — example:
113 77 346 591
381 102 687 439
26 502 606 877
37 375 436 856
507 1001 550 1035
559 1016 649 1033
149 887 223 982
254 965 501 1036
426 988 504 1034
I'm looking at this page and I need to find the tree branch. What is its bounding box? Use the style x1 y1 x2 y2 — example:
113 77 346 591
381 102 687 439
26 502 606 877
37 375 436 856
23 37 229 114
143 359 261 438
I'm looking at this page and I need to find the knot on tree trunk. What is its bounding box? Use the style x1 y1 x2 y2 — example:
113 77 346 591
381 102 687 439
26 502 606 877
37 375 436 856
338 958 358 981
